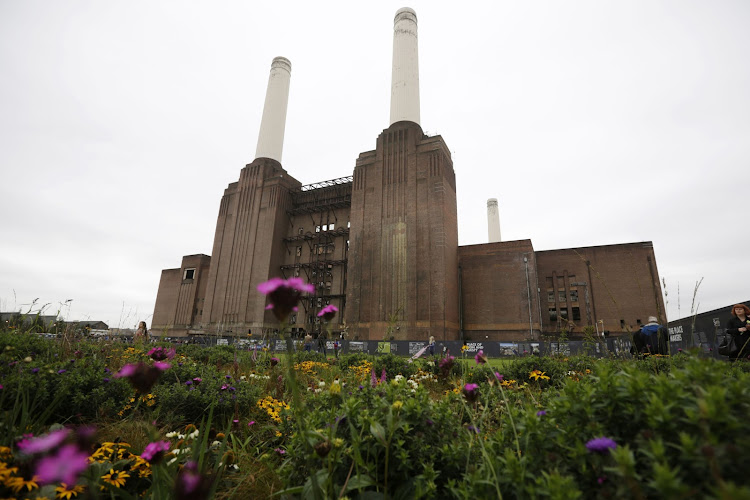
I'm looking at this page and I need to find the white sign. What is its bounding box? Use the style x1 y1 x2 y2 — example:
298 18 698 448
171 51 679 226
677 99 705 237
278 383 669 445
669 334 682 342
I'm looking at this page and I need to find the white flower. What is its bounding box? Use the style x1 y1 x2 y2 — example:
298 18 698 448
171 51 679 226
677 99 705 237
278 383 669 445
394 374 405 382
318 380 326 387
166 431 178 438
188 430 200 439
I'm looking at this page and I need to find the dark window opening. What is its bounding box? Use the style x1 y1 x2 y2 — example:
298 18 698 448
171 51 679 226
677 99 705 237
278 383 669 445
570 290 579 302
184 268 195 280
572 307 581 321
549 308 557 322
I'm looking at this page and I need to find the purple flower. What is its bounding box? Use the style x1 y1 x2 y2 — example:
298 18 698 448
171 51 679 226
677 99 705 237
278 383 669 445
257 277 315 321
147 347 176 361
536 410 547 417
185 380 193 386
192 377 202 385
248 421 256 427
274 448 286 455
17 429 69 454
270 357 280 367
371 369 377 388
31 368 39 374
103 377 110 383
35 443 89 485
225 375 232 379
597 476 607 485
317 304 339 321
175 461 213 500
380 369 387 384
494 372 503 382
474 350 487 364
115 362 170 393
467 425 480 434
141 440 171 463
57 369 67 374
586 437 617 454
439 355 455 376
220 384 228 391
463 383 480 403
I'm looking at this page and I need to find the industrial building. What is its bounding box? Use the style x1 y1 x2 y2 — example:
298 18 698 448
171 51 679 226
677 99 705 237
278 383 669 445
152 8 665 342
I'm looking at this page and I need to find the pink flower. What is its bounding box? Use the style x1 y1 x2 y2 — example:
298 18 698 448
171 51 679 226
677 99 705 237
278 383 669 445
141 440 171 463
248 421 256 427
317 304 339 321
463 383 480 403
257 277 314 321
380 368 387 384
147 347 176 361
274 448 286 455
17 429 69 455
475 350 487 364
175 461 213 499
115 362 170 393
270 357 279 367
35 443 89 485
494 372 504 382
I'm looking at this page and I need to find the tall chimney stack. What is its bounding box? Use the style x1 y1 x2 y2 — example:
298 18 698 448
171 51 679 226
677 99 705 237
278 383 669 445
255 57 291 162
487 198 501 243
390 8 420 126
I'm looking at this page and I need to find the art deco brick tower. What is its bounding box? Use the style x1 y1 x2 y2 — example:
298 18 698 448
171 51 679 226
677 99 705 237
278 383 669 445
200 57 302 332
345 8 460 341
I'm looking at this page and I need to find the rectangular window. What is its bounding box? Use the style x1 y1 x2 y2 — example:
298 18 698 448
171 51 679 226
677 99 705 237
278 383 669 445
572 307 581 321
329 222 335 230
547 291 554 302
296 246 302 256
298 227 304 234
558 290 566 302
183 268 195 280
315 225 321 233
322 224 328 231
570 290 579 302
549 308 557 322
560 308 569 320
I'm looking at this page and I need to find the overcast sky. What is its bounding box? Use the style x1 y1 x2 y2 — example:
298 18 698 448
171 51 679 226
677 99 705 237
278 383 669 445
1 1 748 328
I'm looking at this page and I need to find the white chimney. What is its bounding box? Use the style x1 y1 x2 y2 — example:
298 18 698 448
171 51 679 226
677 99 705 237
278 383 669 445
487 198 501 243
255 57 291 162
389 8 420 126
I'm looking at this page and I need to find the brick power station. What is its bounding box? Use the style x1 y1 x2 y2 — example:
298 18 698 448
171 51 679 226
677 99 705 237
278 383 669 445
152 8 666 342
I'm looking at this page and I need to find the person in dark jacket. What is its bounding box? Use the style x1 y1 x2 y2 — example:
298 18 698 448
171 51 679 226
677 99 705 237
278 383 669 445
633 316 669 355
725 304 750 360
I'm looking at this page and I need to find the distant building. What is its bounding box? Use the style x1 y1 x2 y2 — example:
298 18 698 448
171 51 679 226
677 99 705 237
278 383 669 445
152 8 666 342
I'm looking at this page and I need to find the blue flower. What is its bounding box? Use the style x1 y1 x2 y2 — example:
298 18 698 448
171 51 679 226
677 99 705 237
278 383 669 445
586 437 617 454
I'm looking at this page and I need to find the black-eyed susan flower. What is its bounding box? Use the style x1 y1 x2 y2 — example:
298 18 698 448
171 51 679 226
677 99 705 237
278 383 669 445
100 469 129 488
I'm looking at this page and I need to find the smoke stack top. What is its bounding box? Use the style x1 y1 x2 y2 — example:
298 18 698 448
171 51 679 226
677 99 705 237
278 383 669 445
255 57 292 163
487 198 501 243
389 7 420 126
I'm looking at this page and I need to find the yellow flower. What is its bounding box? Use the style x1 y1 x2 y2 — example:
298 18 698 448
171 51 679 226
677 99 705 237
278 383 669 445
0 462 18 480
6 474 39 493
0 447 12 460
332 438 345 448
101 469 130 488
329 383 342 395
529 370 550 381
55 483 86 499
392 401 404 411
461 345 469 352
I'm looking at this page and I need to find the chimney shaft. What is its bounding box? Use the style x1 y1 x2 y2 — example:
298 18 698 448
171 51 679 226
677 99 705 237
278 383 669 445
487 198 501 243
389 8 420 126
255 57 291 162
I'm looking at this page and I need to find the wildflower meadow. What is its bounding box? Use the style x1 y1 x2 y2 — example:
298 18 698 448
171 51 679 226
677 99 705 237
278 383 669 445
0 278 749 499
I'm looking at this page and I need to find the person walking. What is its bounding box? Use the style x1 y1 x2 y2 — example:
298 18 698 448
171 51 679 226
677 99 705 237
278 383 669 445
428 335 436 356
725 304 750 360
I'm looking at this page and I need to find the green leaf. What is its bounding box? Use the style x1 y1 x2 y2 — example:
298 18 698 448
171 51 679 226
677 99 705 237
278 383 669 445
346 474 376 491
370 421 387 445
